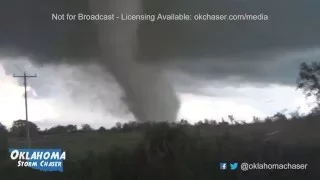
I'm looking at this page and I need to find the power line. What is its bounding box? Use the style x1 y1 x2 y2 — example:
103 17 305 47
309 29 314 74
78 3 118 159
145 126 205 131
13 72 37 148
14 64 23 74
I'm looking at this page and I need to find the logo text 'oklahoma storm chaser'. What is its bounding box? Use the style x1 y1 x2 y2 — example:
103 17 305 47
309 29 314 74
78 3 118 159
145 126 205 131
9 149 66 172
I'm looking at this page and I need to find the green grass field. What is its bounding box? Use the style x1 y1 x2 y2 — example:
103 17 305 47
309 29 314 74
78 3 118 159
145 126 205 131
8 118 320 159
3 119 320 180
8 131 143 158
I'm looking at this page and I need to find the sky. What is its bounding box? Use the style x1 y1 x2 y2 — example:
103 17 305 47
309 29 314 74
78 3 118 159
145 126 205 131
0 53 317 130
0 0 320 129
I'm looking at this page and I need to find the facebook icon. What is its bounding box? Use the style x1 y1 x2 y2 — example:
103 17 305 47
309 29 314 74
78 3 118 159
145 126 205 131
220 162 227 170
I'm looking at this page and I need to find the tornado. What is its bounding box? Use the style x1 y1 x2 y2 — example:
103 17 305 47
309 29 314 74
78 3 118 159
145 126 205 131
89 0 180 122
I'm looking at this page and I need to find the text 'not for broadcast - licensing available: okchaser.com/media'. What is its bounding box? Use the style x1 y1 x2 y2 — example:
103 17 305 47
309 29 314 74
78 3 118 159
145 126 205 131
52 13 269 22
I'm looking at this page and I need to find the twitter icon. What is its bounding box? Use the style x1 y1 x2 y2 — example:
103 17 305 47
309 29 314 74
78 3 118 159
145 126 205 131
230 163 238 170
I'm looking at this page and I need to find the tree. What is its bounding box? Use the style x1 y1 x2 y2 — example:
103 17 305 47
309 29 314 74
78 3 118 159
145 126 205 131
81 124 93 132
310 106 320 116
115 122 122 130
47 125 68 134
297 62 320 104
209 120 217 125
195 120 203 126
264 117 273 124
253 116 261 123
219 118 229 126
272 112 287 121
289 109 302 120
97 126 106 132
66 124 77 132
46 124 77 134
0 122 8 159
179 119 190 126
10 119 39 138
0 122 7 132
228 115 235 124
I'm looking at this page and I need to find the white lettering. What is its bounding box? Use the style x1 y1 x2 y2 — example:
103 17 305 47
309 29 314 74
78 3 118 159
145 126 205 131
19 152 25 160
43 152 50 159
17 161 37 167
40 161 62 167
36 152 43 159
52 13 65 20
51 152 60 159
10 150 19 160
60 152 66 160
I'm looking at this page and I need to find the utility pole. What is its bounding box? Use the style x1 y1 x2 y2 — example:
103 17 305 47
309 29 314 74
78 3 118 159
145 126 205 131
13 72 37 148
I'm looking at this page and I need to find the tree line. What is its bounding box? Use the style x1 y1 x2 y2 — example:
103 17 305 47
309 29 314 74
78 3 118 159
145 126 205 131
0 108 314 139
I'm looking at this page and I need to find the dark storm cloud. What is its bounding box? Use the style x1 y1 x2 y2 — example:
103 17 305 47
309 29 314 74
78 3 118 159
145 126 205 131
165 47 320 85
1 0 320 83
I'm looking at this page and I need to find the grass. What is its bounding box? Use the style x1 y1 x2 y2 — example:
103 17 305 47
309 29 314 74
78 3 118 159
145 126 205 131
7 118 320 159
8 131 143 158
3 118 320 179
